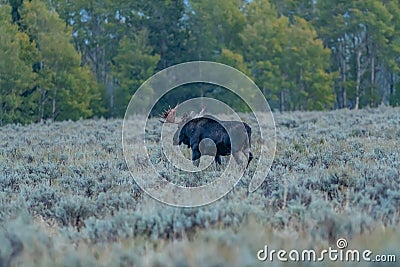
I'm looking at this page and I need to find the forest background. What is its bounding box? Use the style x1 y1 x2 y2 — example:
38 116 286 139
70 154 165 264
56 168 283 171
1 0 400 125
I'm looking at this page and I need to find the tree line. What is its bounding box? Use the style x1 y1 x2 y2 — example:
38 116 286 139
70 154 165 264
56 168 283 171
1 0 400 125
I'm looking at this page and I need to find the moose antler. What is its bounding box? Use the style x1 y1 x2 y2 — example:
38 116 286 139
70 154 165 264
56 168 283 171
159 103 179 123
160 104 206 125
197 105 206 117
189 105 206 119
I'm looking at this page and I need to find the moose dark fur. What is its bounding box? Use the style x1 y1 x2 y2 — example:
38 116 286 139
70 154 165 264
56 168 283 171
160 105 253 168
174 116 254 168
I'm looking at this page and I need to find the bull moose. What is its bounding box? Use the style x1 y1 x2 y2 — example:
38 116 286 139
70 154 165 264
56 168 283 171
160 104 253 168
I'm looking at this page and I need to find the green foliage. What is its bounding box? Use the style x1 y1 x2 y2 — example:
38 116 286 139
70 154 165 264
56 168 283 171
241 1 335 111
214 49 253 112
216 48 251 77
141 0 187 68
0 5 35 125
314 0 398 109
186 0 245 60
284 17 335 110
389 82 400 106
111 30 160 117
2 0 400 124
19 0 100 121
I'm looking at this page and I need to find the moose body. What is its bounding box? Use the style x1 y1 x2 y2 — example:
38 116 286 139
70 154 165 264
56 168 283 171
160 104 254 168
173 116 253 167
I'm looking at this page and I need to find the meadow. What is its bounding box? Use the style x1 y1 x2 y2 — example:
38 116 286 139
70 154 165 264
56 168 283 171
0 106 399 266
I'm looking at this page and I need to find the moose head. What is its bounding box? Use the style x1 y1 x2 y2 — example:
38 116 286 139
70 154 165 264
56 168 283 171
160 104 206 146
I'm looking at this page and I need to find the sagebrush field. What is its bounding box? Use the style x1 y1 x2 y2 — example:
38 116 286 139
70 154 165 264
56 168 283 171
1 107 399 266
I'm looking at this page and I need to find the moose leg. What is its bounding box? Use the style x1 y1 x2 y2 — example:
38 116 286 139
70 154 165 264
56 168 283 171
191 145 201 167
242 148 249 164
214 155 221 170
232 152 244 166
189 135 201 167
242 147 253 168
247 151 254 168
